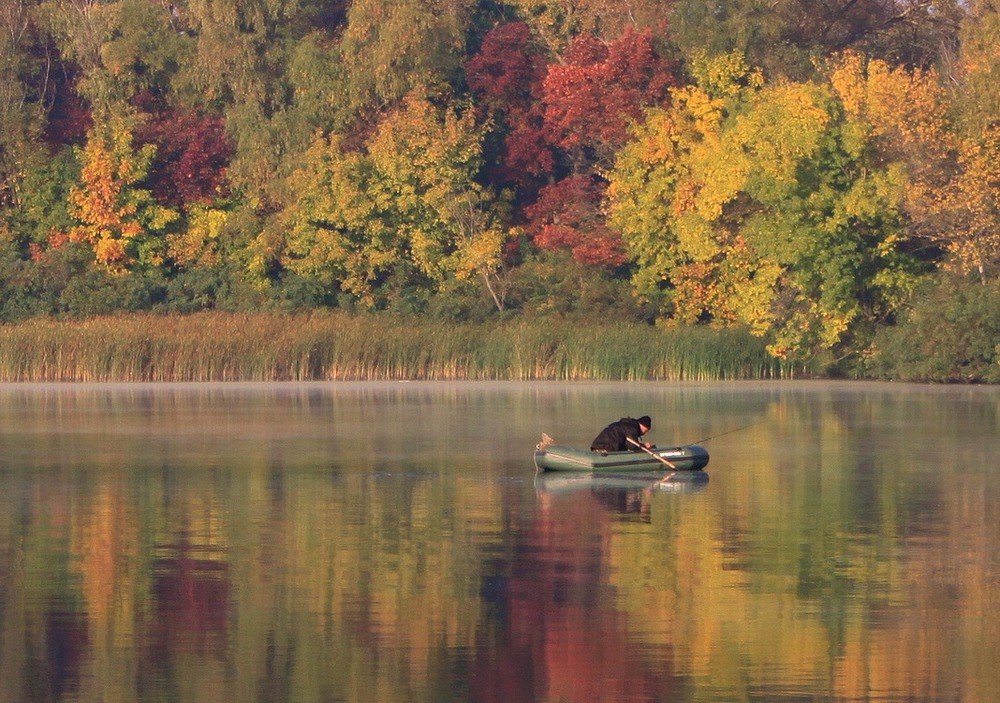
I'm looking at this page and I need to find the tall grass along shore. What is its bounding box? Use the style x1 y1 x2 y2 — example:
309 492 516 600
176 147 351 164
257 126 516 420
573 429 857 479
0 312 799 382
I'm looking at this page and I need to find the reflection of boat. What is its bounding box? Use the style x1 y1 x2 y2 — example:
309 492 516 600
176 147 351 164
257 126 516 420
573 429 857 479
533 439 709 473
535 470 709 494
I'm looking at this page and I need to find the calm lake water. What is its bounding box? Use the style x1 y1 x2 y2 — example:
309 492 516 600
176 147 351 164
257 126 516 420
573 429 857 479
0 381 998 703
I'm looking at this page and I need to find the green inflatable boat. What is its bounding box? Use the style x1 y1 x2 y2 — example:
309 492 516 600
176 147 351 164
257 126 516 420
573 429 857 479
533 434 710 473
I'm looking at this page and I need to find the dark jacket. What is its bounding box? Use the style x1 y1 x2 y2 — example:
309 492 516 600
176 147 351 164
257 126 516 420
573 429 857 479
590 417 645 452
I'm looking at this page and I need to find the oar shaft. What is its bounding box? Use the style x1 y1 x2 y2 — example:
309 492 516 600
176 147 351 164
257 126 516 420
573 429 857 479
627 437 677 469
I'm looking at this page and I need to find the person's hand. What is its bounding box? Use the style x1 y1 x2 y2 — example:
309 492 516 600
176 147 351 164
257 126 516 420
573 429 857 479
643 441 653 449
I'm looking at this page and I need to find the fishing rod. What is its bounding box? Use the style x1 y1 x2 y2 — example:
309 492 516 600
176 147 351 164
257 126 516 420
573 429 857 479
690 419 765 445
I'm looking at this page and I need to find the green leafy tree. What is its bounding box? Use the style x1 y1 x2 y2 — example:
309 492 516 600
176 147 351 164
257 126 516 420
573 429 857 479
506 0 674 53
0 0 48 212
37 0 154 111
179 0 306 209
951 0 1000 138
95 0 191 98
870 275 1000 382
337 0 475 113
0 0 78 305
667 0 965 80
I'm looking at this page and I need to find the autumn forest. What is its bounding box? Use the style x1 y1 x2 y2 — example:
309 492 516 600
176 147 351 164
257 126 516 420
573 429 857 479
1 0 999 379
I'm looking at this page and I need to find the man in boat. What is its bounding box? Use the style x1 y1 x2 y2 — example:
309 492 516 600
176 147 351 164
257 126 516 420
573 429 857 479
590 415 653 452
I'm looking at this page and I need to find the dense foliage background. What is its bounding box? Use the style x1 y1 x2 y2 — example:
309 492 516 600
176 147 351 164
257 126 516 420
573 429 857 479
1 0 998 379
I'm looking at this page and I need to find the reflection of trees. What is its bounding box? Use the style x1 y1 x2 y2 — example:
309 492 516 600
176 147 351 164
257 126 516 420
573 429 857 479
471 488 677 703
39 610 89 702
1 384 999 703
151 532 230 653
607 392 1000 702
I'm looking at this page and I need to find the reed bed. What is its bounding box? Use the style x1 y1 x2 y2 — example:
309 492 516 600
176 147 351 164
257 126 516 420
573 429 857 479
0 312 799 382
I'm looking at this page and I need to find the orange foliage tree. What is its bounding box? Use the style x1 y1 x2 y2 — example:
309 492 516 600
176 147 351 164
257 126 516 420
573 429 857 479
68 114 177 272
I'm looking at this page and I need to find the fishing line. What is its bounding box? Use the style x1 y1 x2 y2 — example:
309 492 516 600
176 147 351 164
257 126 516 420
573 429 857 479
690 419 765 445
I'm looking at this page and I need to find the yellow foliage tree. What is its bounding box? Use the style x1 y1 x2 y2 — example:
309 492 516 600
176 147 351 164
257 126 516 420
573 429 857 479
279 94 511 309
611 52 925 361
920 126 1000 279
830 51 1000 281
828 51 954 176
166 204 229 268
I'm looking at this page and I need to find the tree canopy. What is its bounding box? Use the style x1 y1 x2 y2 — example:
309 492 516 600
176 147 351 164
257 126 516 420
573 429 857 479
0 0 997 371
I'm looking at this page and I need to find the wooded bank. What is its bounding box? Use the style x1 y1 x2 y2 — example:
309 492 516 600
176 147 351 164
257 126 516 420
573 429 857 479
2 1 998 378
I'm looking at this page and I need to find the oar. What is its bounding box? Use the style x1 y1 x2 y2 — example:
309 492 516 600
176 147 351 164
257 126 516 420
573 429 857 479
627 436 677 470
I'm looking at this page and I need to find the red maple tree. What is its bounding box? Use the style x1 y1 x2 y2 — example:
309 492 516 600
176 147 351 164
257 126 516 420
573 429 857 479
543 28 676 159
136 106 233 209
525 176 628 269
466 21 554 184
468 24 678 270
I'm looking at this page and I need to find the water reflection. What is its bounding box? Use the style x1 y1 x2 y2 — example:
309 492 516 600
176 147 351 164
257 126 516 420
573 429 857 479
535 471 710 502
474 474 684 703
0 382 998 702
